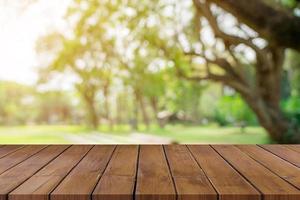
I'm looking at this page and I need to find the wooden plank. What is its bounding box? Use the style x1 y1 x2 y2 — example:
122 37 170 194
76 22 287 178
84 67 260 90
285 145 300 154
0 146 23 159
188 145 260 200
164 145 217 200
50 145 115 200
9 145 92 200
0 145 69 200
260 145 300 168
237 145 300 189
92 145 139 200
135 145 176 200
0 145 46 175
213 145 300 200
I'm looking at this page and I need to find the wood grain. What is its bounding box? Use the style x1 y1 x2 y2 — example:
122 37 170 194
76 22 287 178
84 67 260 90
164 145 217 200
9 145 92 200
237 145 300 189
260 145 300 168
92 145 139 200
213 145 300 200
0 145 298 200
0 146 68 200
188 145 260 200
0 145 46 175
51 145 115 200
285 145 300 154
0 146 23 159
136 145 176 200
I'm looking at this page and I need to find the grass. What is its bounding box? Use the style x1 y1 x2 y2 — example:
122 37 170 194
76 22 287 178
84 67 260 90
0 125 84 144
0 124 272 144
145 124 272 144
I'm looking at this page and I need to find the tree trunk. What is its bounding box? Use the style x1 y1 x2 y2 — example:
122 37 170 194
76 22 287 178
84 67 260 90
242 94 300 143
240 47 298 142
86 99 99 130
238 49 300 143
116 95 123 125
150 97 164 128
135 91 150 129
131 97 139 131
81 88 99 130
205 46 299 143
103 84 113 130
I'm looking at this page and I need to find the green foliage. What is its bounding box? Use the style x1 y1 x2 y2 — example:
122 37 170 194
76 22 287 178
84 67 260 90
214 94 258 126
0 81 35 125
165 78 206 122
279 0 299 8
0 81 75 125
285 50 300 96
282 95 300 113
281 95 300 127
2 0 300 144
0 125 270 144
35 91 75 124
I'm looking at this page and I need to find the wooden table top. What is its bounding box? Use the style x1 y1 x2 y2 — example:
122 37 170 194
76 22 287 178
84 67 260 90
0 145 299 200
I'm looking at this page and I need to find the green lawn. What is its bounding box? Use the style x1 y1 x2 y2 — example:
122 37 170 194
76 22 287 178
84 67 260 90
0 125 84 144
145 124 272 144
0 124 272 144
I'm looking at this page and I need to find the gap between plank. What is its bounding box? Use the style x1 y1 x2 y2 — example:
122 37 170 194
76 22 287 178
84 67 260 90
0 146 25 159
89 145 117 200
234 145 300 190
258 145 300 169
186 145 219 200
209 145 264 200
47 145 95 200
0 145 49 177
162 145 178 200
132 145 140 200
6 145 71 200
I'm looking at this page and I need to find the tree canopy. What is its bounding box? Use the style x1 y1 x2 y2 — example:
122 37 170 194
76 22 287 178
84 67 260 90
29 0 300 143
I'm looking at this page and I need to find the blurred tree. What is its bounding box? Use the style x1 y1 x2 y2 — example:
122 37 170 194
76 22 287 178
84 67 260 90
119 48 167 129
119 0 300 142
282 50 300 126
0 81 35 125
209 0 300 51
0 81 76 125
177 0 300 143
189 0 300 142
165 77 206 123
35 91 74 124
33 0 300 142
215 95 258 127
37 0 118 129
285 50 300 96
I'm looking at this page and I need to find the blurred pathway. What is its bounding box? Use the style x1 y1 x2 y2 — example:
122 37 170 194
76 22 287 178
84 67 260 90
63 132 173 144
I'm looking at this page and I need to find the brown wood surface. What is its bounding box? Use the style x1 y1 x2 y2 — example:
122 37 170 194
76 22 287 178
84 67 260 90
285 145 300 154
0 146 23 159
136 145 176 200
260 145 300 168
9 145 92 200
0 145 46 175
0 145 298 200
51 145 115 200
92 145 139 200
237 145 300 189
164 145 217 200
213 145 300 200
0 146 68 200
188 145 260 200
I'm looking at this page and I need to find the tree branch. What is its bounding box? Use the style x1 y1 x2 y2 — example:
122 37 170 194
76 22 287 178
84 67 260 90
208 0 300 51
